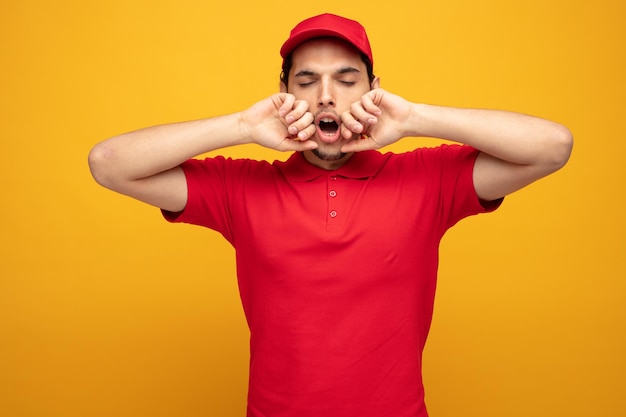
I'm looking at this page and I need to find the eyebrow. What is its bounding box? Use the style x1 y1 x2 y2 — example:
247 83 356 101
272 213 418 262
294 66 361 77
294 70 316 77
337 67 361 75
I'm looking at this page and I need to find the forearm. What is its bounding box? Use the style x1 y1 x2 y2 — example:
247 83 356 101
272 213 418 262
88 112 248 188
407 103 573 168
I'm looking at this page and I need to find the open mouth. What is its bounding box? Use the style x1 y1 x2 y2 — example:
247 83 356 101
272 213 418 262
319 118 339 134
315 115 341 143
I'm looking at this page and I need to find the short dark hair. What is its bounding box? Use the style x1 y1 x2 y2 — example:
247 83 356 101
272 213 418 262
280 51 376 89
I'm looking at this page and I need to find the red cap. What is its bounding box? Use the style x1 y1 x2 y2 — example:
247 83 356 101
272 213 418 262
280 13 373 67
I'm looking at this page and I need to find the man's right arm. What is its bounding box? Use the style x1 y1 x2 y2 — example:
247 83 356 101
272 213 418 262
88 94 316 212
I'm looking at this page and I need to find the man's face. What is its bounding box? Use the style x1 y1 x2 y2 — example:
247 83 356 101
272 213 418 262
282 38 377 169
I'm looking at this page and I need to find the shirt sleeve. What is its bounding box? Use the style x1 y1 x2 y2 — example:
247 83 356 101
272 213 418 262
416 144 503 231
161 156 235 244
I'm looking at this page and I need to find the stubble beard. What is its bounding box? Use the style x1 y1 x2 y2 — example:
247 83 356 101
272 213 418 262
310 127 355 163
311 148 347 161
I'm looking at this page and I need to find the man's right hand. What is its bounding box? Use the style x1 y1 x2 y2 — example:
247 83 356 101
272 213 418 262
239 93 318 152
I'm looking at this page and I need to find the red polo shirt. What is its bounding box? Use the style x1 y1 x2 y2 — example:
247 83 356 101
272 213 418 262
164 146 501 417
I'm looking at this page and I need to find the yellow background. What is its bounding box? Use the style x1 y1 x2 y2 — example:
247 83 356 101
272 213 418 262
1 0 624 416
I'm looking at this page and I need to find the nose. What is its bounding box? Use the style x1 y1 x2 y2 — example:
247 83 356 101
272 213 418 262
317 78 335 108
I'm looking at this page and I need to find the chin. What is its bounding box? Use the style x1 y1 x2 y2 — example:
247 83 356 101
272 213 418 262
311 140 350 161
311 149 347 161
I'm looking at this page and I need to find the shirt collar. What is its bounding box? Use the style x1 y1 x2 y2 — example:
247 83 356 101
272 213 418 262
276 151 391 182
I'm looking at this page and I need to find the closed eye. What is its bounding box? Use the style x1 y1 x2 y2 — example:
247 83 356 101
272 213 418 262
295 70 317 88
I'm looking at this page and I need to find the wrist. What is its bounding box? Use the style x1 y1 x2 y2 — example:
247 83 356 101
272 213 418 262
403 102 426 138
235 111 255 146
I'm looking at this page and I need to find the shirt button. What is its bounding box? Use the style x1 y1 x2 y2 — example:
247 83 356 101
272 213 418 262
330 176 337 181
329 190 337 198
329 210 337 218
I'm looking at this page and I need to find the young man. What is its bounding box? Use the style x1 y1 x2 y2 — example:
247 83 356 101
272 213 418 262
89 13 572 417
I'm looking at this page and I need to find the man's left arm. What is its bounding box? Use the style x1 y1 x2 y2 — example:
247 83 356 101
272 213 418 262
340 89 573 201
408 104 573 201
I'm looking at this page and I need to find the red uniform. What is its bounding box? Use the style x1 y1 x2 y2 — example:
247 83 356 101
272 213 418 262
164 146 501 417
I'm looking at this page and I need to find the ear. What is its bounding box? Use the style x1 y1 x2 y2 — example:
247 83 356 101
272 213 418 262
370 76 380 90
279 81 288 93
